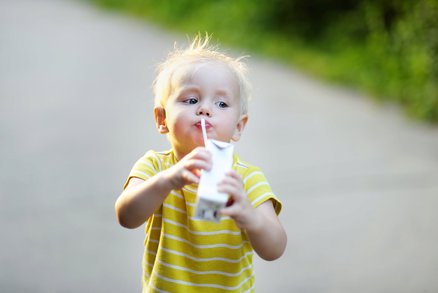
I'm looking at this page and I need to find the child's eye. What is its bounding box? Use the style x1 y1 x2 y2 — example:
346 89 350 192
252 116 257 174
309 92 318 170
216 101 228 108
184 97 198 104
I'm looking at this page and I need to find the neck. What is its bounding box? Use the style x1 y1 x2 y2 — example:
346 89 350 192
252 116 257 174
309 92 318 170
172 148 188 162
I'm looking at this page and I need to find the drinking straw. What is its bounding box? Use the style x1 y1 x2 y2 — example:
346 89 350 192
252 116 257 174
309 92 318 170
201 118 208 145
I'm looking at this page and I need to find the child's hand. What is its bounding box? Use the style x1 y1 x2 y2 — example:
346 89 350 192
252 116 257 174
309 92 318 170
218 170 259 230
164 147 212 190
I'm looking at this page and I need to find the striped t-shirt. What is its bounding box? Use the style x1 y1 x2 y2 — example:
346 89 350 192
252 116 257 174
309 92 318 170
124 150 282 293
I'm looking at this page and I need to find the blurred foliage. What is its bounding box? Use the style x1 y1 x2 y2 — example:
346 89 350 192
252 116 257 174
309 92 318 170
89 0 438 122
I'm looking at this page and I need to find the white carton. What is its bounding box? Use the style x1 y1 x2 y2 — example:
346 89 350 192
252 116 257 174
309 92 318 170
195 139 234 222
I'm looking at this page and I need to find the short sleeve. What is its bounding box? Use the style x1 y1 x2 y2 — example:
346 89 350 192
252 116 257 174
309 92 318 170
242 167 282 215
123 150 162 189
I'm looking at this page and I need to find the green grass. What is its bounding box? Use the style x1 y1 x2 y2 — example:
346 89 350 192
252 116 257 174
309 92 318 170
87 0 438 123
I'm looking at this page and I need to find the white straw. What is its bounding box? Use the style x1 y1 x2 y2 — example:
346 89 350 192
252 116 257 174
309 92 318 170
201 118 208 145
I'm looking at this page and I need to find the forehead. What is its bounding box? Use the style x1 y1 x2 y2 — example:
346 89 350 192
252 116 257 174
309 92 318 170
171 60 239 93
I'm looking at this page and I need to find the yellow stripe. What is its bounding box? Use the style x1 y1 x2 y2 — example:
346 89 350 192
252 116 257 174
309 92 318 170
163 233 248 249
156 259 254 277
159 247 253 263
163 218 242 236
152 270 254 291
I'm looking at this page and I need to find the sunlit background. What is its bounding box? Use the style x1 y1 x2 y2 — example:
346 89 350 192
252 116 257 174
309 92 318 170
1 0 438 292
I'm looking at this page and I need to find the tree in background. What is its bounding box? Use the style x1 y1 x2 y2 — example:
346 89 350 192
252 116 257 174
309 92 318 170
91 0 438 121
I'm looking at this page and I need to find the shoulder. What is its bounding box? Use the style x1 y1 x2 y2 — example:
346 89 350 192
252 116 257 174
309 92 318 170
135 149 174 171
142 149 173 161
233 153 283 214
233 155 263 180
123 149 173 188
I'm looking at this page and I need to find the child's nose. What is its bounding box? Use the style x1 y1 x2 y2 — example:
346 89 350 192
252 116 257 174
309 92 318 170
196 103 212 117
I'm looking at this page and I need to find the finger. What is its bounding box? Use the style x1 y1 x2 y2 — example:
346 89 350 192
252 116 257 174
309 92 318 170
219 205 234 216
193 168 202 178
188 147 211 160
219 177 243 192
225 170 242 181
187 150 212 165
184 159 212 172
220 203 242 217
181 169 201 184
222 171 243 187
218 179 244 199
217 183 239 198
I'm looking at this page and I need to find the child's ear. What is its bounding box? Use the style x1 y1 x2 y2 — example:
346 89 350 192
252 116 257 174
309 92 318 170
231 114 248 141
154 107 169 134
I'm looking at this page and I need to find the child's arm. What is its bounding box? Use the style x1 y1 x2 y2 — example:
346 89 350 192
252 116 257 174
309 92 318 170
218 171 287 261
115 147 212 229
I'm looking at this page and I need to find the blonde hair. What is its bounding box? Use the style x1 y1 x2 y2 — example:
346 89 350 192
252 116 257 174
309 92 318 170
152 34 251 115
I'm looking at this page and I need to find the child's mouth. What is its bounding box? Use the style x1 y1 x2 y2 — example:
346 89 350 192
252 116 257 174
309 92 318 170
195 120 212 129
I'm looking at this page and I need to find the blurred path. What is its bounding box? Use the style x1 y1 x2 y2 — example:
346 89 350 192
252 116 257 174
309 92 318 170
1 0 438 292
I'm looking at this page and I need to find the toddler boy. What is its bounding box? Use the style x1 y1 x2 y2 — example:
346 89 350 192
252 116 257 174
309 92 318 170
115 35 287 292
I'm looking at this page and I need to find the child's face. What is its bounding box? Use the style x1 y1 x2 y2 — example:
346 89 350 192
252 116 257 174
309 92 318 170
156 61 247 159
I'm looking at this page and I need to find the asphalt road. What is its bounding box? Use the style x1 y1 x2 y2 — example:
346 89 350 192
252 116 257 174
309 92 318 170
1 0 438 292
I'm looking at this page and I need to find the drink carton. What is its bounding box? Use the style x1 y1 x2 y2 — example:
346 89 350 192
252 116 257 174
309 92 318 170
195 139 234 222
